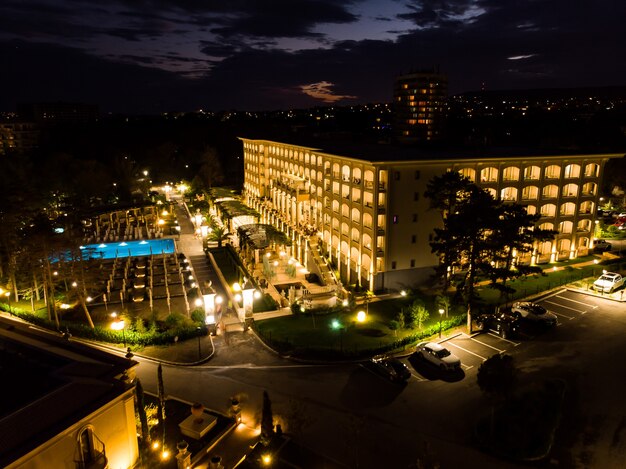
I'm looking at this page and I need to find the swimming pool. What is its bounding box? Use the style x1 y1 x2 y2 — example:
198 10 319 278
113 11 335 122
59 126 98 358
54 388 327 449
77 238 176 259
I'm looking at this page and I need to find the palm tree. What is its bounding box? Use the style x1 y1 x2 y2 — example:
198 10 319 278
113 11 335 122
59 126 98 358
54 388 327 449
208 225 231 248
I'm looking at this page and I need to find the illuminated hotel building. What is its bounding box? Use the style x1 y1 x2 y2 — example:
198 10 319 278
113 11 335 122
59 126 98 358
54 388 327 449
241 137 621 291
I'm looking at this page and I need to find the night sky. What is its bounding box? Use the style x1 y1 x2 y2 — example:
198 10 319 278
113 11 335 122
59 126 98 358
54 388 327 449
2 0 625 113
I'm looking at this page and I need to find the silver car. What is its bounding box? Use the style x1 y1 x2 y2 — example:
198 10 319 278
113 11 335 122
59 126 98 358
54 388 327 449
415 342 461 371
511 302 557 326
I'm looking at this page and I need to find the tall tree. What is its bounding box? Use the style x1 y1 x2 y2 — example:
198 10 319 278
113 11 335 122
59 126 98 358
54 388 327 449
135 379 150 446
424 172 474 291
260 390 275 446
426 172 557 330
485 204 556 302
157 364 166 450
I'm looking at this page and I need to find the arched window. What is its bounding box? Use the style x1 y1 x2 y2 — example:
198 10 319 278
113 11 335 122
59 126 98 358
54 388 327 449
351 208 361 222
577 219 591 232
558 238 571 254
579 201 594 214
562 184 578 197
584 163 600 177
459 167 476 181
523 165 540 180
361 253 372 272
364 170 374 189
539 222 554 231
537 240 553 256
363 233 372 249
564 164 581 178
500 187 518 201
77 426 104 467
542 185 559 199
363 213 373 229
525 205 537 215
522 186 539 200
582 182 597 196
485 188 497 199
341 222 349 236
545 165 561 179
332 163 340 179
558 221 573 234
480 167 498 182
342 203 349 218
560 202 576 216
540 204 556 217
342 165 351 183
353 168 362 185
502 166 520 181
332 200 339 213
351 228 360 243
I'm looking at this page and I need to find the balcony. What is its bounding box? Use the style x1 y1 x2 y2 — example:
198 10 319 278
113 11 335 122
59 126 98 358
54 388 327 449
378 182 386 192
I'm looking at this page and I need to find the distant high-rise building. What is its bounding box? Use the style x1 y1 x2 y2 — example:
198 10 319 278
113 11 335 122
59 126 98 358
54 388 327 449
393 70 447 143
0 121 39 156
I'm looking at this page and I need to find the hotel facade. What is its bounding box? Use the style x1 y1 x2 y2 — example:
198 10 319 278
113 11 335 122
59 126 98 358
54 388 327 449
241 137 622 292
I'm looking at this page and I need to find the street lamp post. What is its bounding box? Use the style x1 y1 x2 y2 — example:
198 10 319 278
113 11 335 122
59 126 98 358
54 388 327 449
111 312 126 348
439 308 444 338
196 326 202 360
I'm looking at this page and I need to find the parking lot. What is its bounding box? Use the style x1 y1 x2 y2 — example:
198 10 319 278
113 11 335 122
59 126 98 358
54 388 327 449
402 288 611 381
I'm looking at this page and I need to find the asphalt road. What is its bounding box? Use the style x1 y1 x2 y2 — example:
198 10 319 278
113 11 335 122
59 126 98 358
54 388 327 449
134 289 626 468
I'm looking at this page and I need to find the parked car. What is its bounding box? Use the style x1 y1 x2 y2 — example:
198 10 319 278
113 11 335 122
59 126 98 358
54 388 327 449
593 272 625 293
510 302 557 327
475 312 521 338
414 342 461 371
593 239 612 253
366 356 412 383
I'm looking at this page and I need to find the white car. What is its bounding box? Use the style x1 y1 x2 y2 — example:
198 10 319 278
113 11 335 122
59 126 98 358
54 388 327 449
593 272 624 293
414 342 461 371
510 302 557 327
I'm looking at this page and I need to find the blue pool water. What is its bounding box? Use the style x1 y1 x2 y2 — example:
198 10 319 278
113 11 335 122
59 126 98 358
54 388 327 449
77 238 176 259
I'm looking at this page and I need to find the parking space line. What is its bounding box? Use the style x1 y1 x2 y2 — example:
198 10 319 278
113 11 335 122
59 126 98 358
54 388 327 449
410 372 426 382
544 300 585 316
554 295 598 309
446 342 488 361
549 310 575 319
470 336 505 353
461 364 473 371
486 332 520 346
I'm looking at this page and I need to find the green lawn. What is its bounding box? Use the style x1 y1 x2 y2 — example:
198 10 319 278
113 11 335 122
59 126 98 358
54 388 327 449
253 295 465 359
476 260 624 307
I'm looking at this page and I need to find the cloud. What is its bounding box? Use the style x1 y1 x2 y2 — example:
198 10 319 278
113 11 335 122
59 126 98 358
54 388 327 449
300 81 358 103
1 0 625 111
507 54 536 61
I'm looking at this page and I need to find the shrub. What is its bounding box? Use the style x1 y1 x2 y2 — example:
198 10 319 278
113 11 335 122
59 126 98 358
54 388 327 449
165 312 186 328
134 317 146 334
191 309 206 324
